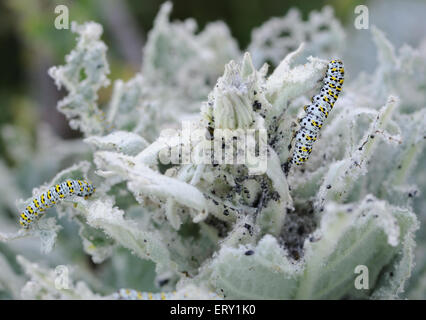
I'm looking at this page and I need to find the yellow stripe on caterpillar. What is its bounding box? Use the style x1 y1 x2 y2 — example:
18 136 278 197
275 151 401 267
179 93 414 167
19 179 96 229
290 59 344 167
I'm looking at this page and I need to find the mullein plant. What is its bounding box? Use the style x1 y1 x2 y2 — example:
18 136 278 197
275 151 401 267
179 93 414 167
0 2 425 299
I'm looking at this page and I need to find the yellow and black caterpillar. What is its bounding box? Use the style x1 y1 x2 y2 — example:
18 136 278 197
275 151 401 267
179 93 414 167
291 60 344 166
19 180 95 229
113 288 221 300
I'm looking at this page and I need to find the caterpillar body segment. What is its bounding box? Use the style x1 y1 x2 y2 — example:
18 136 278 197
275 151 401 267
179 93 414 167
291 60 344 166
113 288 222 300
19 179 95 229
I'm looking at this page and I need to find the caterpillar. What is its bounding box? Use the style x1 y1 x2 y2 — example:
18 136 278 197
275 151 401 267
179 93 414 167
19 179 95 229
290 59 344 166
113 288 222 300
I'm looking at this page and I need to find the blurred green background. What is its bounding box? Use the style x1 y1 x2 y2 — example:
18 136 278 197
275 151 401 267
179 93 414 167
0 0 361 156
2 0 426 161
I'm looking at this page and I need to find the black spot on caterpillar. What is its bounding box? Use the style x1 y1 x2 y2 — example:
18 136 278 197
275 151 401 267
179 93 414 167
19 179 95 229
290 60 344 166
